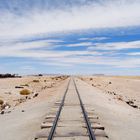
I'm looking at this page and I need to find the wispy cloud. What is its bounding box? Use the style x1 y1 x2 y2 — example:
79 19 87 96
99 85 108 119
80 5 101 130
127 52 140 56
78 37 109 41
66 42 93 47
88 40 140 50
0 0 140 75
0 0 140 38
0 37 139 69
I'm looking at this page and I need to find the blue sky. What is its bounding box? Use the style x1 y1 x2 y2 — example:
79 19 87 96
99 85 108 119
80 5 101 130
0 0 140 75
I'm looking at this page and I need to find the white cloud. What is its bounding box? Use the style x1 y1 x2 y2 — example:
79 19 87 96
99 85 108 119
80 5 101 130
0 39 63 51
0 37 102 58
127 52 140 56
66 42 93 47
88 40 140 50
0 48 100 58
0 37 139 69
0 0 140 39
0 1 140 75
41 55 140 68
78 37 109 41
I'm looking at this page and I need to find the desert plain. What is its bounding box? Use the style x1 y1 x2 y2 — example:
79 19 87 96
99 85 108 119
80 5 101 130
0 75 140 140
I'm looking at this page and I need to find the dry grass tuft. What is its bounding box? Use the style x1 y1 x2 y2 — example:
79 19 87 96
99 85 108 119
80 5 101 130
33 80 40 83
117 95 123 101
90 78 93 81
20 89 31 95
20 84 29 87
0 99 4 105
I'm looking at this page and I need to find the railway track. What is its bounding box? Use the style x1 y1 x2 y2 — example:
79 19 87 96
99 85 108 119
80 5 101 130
35 78 108 140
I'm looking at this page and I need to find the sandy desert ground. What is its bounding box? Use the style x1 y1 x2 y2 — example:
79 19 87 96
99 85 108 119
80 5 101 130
0 75 69 140
76 76 140 140
0 75 140 140
79 76 140 109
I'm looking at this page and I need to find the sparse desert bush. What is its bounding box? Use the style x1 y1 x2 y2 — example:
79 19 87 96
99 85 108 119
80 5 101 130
0 99 4 105
51 77 55 80
20 89 31 95
117 95 123 101
0 73 21 78
33 80 39 82
90 78 93 81
20 84 29 87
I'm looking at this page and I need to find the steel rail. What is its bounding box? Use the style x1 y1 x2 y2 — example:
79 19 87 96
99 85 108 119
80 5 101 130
73 78 96 140
47 78 70 140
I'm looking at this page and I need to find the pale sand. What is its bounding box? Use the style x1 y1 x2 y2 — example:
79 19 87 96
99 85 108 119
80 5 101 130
0 76 66 108
0 76 69 140
80 76 140 109
0 76 140 140
76 77 140 140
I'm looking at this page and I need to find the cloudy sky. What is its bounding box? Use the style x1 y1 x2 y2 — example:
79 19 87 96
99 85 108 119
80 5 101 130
0 0 140 75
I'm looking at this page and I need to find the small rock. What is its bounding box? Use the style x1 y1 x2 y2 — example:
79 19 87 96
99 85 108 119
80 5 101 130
7 111 11 113
1 102 10 110
22 110 25 112
1 111 4 114
4 92 11 95
15 86 24 88
5 105 10 110
33 93 39 98
126 100 138 109
113 92 116 95
126 100 134 105
131 105 138 108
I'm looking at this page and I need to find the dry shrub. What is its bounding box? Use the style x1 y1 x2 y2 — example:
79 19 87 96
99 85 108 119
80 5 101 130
117 96 123 101
20 89 31 95
21 84 29 87
33 80 39 82
0 99 4 105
